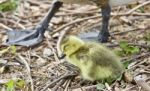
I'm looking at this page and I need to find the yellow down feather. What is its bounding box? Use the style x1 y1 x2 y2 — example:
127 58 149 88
60 36 124 81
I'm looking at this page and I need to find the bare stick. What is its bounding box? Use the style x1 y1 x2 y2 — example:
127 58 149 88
126 0 150 14
57 27 73 57
41 73 77 91
17 54 34 91
135 79 150 91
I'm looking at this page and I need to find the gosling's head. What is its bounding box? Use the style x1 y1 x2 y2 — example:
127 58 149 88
60 36 84 56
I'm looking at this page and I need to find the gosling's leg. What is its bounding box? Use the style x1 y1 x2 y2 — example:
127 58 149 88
98 5 111 43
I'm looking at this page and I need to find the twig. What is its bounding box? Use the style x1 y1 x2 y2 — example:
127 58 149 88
112 25 150 36
111 28 138 36
135 79 150 91
26 0 43 6
69 85 99 91
52 79 66 91
46 38 60 62
17 54 34 91
123 85 136 91
128 56 148 69
56 10 100 16
0 19 26 29
64 79 72 91
0 23 13 31
51 15 100 35
122 52 150 62
126 0 150 14
131 12 150 16
41 72 77 91
57 27 73 57
108 42 150 49
15 19 26 29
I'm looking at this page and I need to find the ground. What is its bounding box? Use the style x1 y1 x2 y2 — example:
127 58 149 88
0 0 150 91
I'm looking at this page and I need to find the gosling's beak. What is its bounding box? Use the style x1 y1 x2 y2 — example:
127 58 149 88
58 53 66 59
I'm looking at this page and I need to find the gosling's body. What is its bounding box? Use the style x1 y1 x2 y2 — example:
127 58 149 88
67 42 123 81
61 36 124 81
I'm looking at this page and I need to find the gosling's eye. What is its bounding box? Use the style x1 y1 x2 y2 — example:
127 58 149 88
64 45 69 51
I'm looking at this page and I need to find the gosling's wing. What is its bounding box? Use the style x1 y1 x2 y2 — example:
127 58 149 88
86 43 124 79
76 43 111 66
75 47 90 61
87 43 121 67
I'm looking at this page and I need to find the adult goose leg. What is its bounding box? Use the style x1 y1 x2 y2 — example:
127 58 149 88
5 0 62 47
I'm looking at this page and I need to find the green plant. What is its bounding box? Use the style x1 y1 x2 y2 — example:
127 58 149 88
5 80 15 91
0 0 18 12
0 46 17 57
116 41 140 56
4 79 25 91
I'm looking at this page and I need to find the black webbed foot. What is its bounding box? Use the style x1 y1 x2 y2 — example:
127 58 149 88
6 29 43 47
5 0 63 47
98 31 110 43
